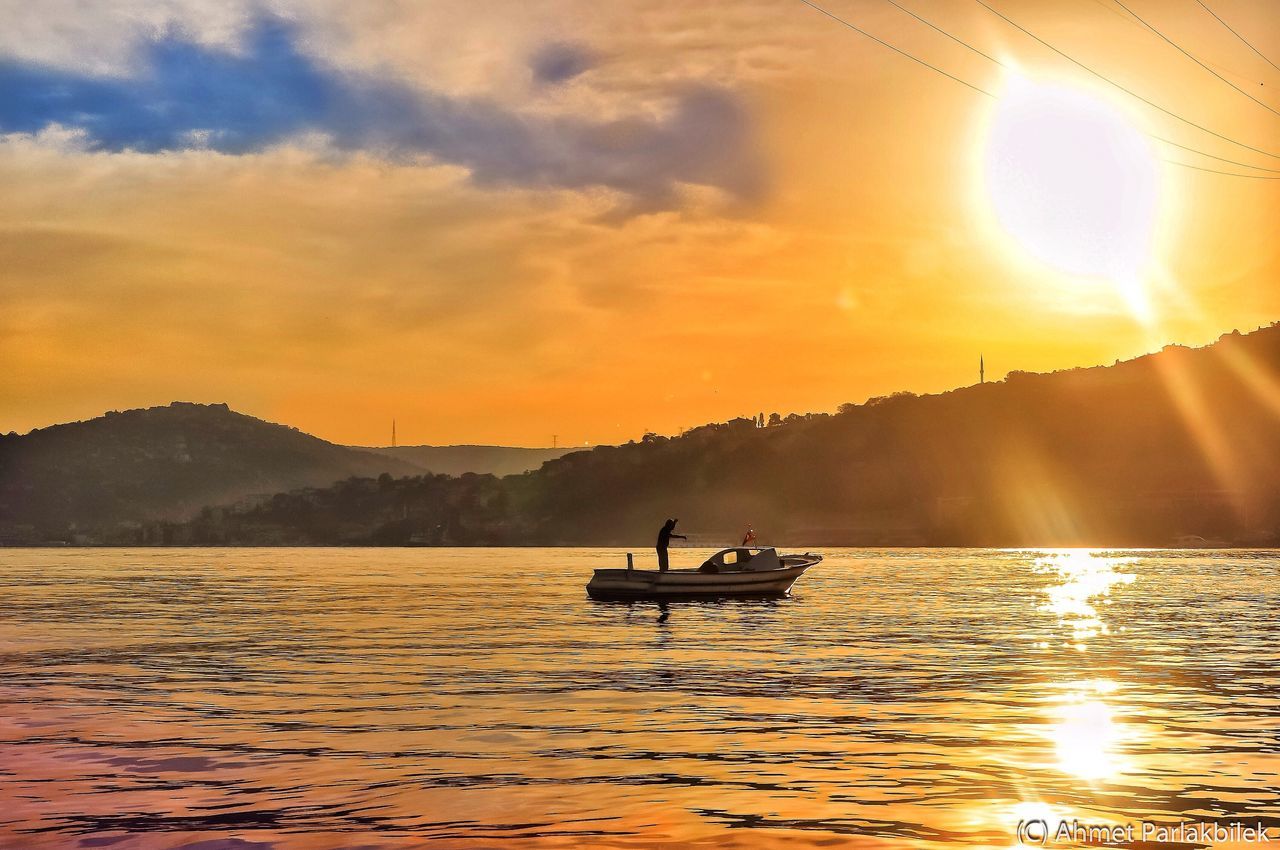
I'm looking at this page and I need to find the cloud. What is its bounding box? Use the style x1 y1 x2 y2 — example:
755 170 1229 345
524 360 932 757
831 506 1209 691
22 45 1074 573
529 41 595 85
0 0 255 77
0 17 763 209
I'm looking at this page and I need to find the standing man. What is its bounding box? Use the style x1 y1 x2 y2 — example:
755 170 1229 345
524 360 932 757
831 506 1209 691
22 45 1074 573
656 518 686 571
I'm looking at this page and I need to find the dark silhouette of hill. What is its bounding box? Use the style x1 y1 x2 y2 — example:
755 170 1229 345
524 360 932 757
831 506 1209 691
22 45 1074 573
178 323 1280 548
0 402 424 542
364 445 577 477
8 325 1280 548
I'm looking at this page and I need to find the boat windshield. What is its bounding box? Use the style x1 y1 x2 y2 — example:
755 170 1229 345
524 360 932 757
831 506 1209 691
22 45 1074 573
699 547 779 571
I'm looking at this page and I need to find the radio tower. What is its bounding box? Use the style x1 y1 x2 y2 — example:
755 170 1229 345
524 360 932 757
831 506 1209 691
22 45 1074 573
979 355 985 385
392 419 397 448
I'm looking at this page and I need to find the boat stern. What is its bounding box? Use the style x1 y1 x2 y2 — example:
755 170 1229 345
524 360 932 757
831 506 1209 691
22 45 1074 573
586 567 654 601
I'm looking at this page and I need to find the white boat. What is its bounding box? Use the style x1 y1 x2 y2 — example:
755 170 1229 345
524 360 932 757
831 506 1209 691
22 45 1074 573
586 547 822 601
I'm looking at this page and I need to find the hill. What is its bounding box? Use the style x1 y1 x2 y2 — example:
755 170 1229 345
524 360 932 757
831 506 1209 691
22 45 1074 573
364 445 577 477
0 402 423 543
179 324 1280 548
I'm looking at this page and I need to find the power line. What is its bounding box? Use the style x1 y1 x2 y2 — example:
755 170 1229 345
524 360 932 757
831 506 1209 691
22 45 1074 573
1152 133 1280 174
881 0 1280 174
1195 0 1280 77
972 0 1280 161
796 0 996 98
797 0 1280 177
1171 160 1280 180
881 0 1006 70
1108 0 1280 119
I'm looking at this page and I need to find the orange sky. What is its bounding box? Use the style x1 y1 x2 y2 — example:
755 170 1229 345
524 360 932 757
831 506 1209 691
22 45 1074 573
2 0 1277 446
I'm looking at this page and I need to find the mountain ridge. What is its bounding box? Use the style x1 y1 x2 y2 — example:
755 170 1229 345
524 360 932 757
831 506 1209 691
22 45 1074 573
362 445 578 478
6 323 1280 546
173 322 1280 548
0 401 433 542
0 402 593 543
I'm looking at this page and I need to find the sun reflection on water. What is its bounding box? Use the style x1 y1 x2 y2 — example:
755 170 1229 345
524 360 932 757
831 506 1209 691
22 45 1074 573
1051 688 1128 781
1036 550 1135 643
7 549 1280 848
1034 552 1137 784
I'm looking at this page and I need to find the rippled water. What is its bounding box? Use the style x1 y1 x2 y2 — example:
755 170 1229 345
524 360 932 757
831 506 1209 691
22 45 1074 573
1 548 1278 849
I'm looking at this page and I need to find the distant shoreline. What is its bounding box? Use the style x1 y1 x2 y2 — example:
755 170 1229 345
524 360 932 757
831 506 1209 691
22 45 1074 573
7 325 1280 552
3 542 1267 551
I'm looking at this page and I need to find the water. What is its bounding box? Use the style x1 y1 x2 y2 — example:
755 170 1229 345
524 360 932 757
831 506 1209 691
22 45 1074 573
0 548 1277 849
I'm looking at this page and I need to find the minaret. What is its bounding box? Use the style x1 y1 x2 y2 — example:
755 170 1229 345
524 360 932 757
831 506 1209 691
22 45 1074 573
392 419 397 448
980 355 985 385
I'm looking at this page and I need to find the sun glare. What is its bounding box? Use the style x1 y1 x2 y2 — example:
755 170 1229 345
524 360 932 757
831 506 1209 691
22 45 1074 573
1052 694 1125 781
983 76 1160 320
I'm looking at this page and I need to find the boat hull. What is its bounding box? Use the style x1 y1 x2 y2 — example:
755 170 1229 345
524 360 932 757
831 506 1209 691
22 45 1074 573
586 559 818 601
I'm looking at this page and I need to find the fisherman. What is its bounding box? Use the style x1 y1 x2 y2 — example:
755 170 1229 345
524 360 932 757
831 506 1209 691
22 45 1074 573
656 518 686 571
741 526 758 547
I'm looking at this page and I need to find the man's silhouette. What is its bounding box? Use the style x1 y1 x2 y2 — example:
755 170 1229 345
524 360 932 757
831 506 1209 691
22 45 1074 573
656 518 686 571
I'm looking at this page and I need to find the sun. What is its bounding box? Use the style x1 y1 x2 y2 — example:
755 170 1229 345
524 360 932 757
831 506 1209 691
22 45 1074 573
982 76 1160 320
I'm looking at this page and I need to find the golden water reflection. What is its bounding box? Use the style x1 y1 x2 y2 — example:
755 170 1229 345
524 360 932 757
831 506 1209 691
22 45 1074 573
1035 550 1135 644
1050 687 1128 782
0 548 1276 849
1035 553 1137 784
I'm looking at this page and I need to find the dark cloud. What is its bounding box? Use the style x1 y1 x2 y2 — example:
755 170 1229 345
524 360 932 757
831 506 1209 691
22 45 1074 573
529 41 595 85
0 19 763 210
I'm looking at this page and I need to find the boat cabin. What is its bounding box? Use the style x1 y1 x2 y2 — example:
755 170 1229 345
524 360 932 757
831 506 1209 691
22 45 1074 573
698 547 783 573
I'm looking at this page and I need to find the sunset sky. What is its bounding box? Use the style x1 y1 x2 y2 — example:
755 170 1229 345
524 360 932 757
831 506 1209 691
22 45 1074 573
3 0 1278 446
